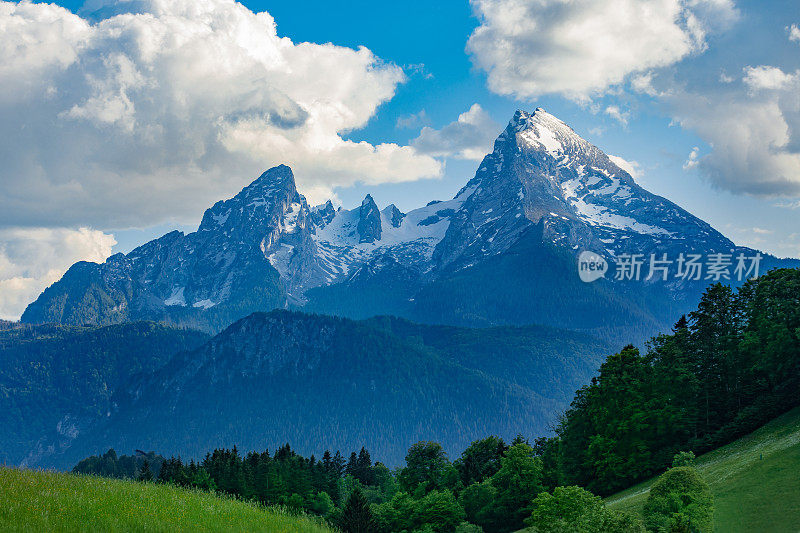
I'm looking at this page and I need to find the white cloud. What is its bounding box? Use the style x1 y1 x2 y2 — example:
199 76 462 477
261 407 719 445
608 155 642 179
743 65 798 92
683 146 701 170
719 71 734 83
667 65 800 195
604 106 630 125
0 0 442 229
789 24 800 43
0 228 116 320
411 104 500 161
467 0 738 100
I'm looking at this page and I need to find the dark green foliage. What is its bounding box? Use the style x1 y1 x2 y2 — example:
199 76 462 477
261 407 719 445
480 442 544 532
459 480 496 526
454 436 507 487
526 485 645 533
398 442 451 493
137 460 153 482
557 269 800 495
642 467 713 532
533 436 563 491
455 442 545 533
0 321 207 465
373 489 465 533
73 449 164 480
672 452 696 468
75 437 547 532
148 443 384 517
339 488 376 533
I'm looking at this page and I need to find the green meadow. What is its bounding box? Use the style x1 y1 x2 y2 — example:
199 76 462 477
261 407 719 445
606 406 800 532
0 467 335 533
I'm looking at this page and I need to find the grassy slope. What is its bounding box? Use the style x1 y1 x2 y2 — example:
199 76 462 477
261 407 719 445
605 406 800 532
0 468 334 533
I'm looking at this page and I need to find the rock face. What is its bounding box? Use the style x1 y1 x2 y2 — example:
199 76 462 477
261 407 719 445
357 195 382 243
22 109 795 343
433 109 732 270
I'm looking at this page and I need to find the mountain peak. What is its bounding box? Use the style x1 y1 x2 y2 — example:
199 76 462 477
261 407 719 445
382 204 405 228
505 108 586 157
357 194 382 243
248 164 296 192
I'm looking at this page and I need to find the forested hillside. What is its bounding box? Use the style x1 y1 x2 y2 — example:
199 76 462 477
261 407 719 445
53 311 607 468
66 268 800 532
555 268 800 495
0 322 208 465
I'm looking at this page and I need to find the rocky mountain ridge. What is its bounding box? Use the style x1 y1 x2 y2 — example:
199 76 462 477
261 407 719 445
22 109 794 343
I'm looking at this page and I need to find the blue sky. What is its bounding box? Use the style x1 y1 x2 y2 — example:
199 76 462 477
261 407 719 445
0 0 799 319
112 0 800 256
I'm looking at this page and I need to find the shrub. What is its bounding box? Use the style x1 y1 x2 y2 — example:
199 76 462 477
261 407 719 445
643 467 713 532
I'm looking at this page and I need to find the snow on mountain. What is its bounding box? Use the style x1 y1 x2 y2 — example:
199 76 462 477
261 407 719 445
430 108 732 272
22 108 777 335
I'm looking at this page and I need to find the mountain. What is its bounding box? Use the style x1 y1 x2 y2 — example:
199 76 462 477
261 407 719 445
45 310 609 468
0 322 208 466
21 109 795 344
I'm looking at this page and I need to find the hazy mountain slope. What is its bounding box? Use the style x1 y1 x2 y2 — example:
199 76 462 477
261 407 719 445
48 310 608 468
0 322 209 466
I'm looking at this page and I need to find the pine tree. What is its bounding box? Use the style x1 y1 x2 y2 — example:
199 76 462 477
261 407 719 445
332 451 346 477
138 459 153 482
322 450 332 471
339 487 376 533
356 447 374 485
345 451 358 478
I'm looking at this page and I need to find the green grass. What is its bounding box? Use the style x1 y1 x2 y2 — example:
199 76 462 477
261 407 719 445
605 406 800 532
0 468 335 533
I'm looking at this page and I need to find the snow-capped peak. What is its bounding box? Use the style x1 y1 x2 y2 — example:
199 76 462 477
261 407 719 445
510 108 593 158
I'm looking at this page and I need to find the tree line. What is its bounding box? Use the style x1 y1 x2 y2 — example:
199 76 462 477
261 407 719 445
74 268 800 531
555 268 800 495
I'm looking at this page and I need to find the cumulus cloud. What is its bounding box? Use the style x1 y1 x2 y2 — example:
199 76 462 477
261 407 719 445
467 0 738 100
789 24 800 43
411 104 500 161
666 65 800 195
0 228 116 320
743 65 798 92
0 0 442 229
604 106 630 125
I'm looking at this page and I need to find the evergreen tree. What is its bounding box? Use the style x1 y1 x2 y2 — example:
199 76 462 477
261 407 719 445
345 451 359 479
339 487 376 533
332 451 346 478
356 447 374 485
138 459 153 482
